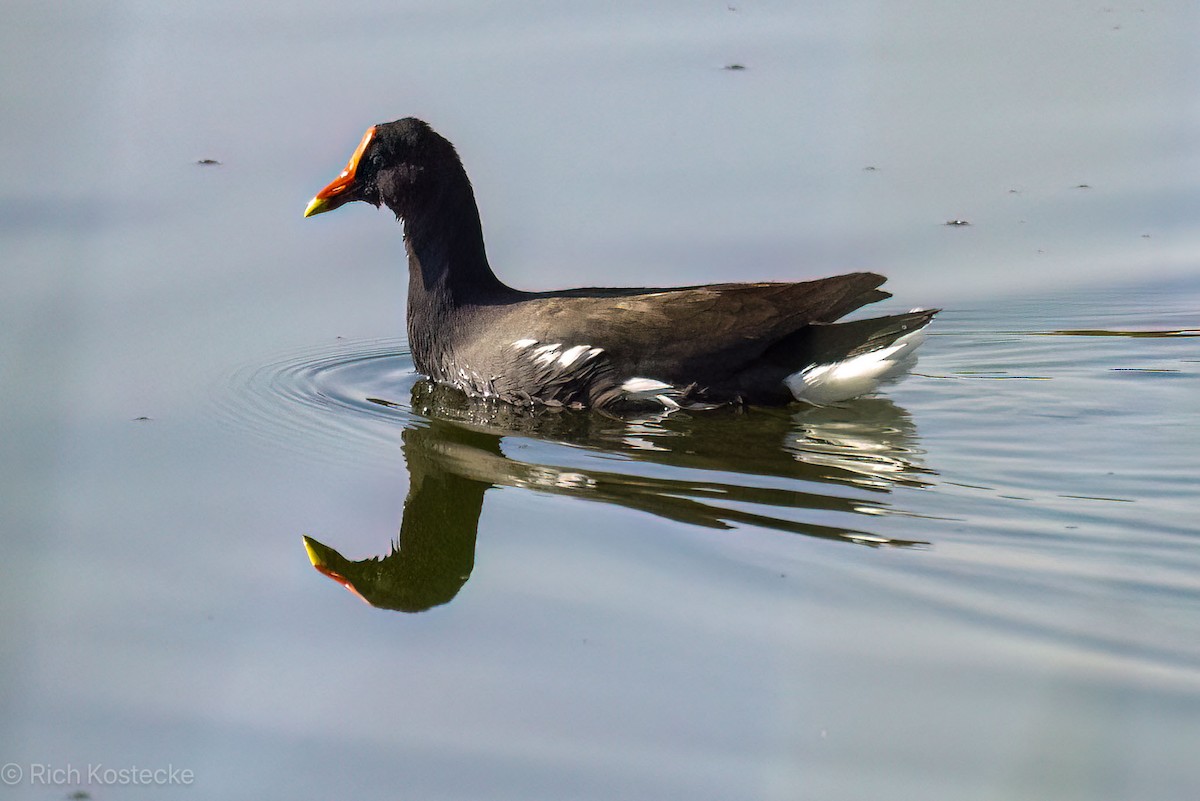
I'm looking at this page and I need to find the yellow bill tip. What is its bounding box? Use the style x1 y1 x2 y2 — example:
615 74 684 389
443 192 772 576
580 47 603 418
304 126 377 218
303 195 330 218
302 535 327 566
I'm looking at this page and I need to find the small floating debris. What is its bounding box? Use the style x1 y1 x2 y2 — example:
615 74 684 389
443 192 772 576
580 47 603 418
945 480 995 491
1074 183 1091 189
862 165 878 172
132 416 152 422
1034 328 1200 338
1058 493 1134 503
1110 368 1181 373
944 219 971 226
723 63 746 71
196 158 221 166
917 371 1052 380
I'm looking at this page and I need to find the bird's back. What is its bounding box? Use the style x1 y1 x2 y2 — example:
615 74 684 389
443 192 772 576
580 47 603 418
442 272 902 408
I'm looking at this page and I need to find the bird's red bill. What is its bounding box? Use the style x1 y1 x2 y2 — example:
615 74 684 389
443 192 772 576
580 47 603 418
313 125 376 202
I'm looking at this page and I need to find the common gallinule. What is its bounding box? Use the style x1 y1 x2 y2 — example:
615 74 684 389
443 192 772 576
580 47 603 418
304 118 936 410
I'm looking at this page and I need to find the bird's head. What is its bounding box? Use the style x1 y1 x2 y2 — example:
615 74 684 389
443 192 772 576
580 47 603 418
304 117 454 219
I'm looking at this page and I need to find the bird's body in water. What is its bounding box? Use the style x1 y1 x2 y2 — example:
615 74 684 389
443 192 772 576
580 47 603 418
305 118 936 411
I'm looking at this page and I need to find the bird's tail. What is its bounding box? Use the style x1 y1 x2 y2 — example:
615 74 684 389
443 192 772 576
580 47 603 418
783 309 938 405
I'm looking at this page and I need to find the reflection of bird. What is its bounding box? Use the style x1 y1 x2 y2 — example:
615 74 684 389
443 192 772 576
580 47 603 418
784 399 933 490
404 382 936 491
304 118 936 410
303 420 495 613
303 386 932 613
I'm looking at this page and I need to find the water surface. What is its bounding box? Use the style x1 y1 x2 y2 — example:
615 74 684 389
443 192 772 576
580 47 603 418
2 2 1199 800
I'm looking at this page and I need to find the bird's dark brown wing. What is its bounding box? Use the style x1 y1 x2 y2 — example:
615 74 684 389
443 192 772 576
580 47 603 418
506 272 890 381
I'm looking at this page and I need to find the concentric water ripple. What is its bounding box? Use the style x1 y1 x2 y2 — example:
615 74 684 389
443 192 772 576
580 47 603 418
213 338 422 464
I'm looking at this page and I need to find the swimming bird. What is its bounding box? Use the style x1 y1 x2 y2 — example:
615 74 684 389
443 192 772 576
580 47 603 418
304 118 935 410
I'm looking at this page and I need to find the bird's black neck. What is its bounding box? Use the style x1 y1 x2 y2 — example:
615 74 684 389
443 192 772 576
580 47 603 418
398 166 513 374
402 170 508 298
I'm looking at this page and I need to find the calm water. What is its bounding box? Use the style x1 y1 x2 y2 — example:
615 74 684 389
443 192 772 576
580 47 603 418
3 2 1199 800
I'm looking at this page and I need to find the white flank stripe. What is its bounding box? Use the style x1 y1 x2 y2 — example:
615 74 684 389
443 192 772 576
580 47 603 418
621 377 673 394
558 344 592 367
511 338 537 349
618 377 686 410
531 343 561 366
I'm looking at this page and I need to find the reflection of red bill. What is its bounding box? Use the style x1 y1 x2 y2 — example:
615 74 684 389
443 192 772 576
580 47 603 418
303 536 369 603
303 126 377 217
